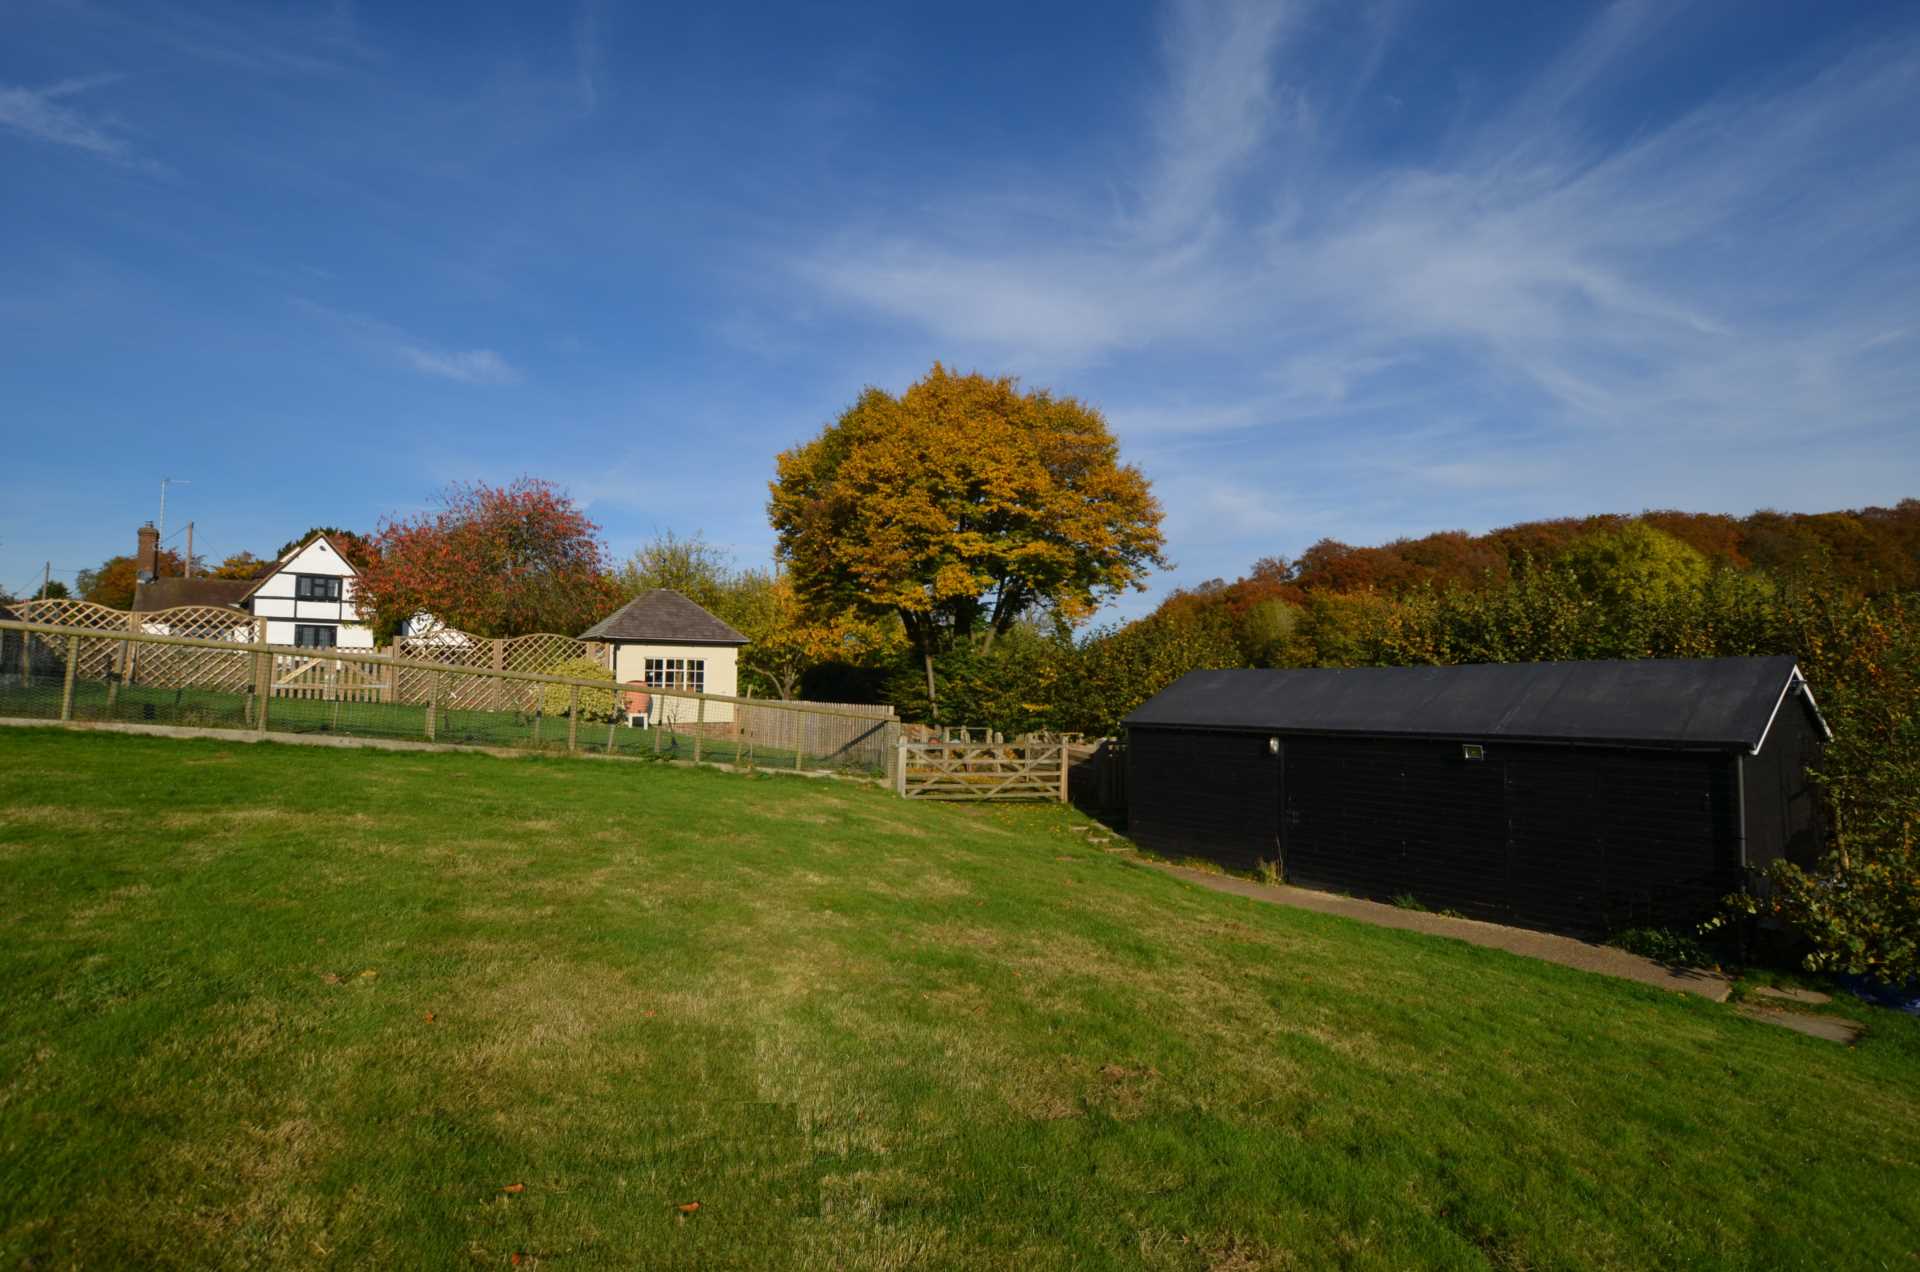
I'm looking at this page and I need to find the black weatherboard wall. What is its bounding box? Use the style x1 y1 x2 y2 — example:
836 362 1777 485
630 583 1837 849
1123 658 1829 935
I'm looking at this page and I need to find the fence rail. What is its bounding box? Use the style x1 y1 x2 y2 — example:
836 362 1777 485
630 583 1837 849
0 619 897 780
896 739 1069 801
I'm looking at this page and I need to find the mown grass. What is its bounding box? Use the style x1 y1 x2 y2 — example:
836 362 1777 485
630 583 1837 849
0 728 1915 1269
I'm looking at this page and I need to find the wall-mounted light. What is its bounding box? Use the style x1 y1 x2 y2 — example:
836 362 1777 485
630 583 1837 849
1461 743 1485 761
1268 737 1280 755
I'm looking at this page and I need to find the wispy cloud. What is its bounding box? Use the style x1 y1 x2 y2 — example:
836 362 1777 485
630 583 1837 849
293 298 523 385
573 0 606 113
794 0 1920 499
396 346 520 385
57 0 381 77
1139 0 1305 243
0 75 164 171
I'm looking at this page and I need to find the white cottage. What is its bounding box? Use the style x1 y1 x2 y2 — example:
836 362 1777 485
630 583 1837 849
578 590 748 724
237 533 378 649
130 525 380 649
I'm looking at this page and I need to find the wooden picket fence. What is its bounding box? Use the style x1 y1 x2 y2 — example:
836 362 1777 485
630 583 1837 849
895 738 1069 802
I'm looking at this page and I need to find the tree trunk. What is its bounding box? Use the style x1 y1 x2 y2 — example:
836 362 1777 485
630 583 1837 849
903 609 940 720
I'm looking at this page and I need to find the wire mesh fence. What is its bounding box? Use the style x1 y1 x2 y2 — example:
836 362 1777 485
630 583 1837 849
0 620 898 781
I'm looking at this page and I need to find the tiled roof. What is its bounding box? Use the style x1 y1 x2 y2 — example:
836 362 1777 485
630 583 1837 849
579 590 748 644
131 577 254 612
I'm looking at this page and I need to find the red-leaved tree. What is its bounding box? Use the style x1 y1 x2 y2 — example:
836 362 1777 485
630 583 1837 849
355 479 620 637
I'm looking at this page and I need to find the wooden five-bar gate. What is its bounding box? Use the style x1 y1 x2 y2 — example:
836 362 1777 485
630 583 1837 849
896 738 1069 802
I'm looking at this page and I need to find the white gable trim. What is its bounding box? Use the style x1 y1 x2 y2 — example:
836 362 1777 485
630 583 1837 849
1750 665 1833 756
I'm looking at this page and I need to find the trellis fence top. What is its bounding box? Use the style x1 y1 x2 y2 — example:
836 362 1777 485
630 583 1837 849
0 619 891 721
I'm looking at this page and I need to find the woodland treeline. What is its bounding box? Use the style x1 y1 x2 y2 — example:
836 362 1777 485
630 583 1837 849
917 503 1920 736
914 502 1917 981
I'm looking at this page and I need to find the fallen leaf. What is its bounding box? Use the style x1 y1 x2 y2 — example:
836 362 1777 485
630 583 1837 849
360 969 378 979
511 1253 523 1266
320 973 341 985
423 1012 436 1023
677 1202 700 1214
501 1183 526 1195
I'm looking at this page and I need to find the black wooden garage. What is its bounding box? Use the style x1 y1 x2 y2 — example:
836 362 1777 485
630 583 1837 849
1122 657 1829 935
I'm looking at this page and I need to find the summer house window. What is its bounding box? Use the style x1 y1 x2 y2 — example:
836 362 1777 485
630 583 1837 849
643 657 704 692
294 624 338 649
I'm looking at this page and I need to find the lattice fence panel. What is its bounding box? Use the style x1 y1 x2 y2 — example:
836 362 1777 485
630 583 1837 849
16 597 127 631
397 629 495 709
15 599 129 678
502 633 588 675
495 634 590 713
133 606 258 691
14 598 255 688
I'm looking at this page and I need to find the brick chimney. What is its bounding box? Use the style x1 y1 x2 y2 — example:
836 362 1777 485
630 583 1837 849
136 522 160 581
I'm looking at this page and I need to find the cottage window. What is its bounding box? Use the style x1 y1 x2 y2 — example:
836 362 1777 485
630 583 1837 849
294 624 338 649
643 657 704 692
294 574 343 601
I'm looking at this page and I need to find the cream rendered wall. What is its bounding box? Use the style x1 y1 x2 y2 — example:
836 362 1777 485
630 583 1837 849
248 538 376 649
612 641 740 723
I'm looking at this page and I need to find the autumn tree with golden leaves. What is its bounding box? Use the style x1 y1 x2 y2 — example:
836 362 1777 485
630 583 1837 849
769 364 1166 715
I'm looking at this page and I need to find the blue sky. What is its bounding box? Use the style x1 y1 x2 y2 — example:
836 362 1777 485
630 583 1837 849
3 0 1918 615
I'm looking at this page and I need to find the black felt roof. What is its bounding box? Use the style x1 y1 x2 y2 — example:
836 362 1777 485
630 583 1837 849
1123 657 1823 752
579 590 748 645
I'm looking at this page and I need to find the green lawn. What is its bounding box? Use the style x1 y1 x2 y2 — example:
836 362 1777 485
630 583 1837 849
1 729 1915 1269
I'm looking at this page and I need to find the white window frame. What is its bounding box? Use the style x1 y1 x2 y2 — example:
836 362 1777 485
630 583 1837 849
643 657 705 692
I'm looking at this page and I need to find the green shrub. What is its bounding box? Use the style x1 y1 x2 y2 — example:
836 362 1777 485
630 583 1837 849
539 657 619 722
1608 927 1716 968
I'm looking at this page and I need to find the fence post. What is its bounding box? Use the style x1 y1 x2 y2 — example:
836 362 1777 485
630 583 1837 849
1058 741 1069 804
881 721 900 789
254 647 271 733
123 610 140 685
426 673 439 741
491 638 506 711
385 642 399 703
109 612 138 714
59 635 78 720
693 695 705 764
895 740 909 797
567 685 579 753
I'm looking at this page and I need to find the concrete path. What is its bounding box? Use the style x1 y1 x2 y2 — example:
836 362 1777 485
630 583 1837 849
1142 861 1734 1002
1735 1004 1864 1044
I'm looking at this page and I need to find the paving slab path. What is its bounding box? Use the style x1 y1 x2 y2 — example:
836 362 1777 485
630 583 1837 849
1734 1003 1864 1044
1142 861 1734 1002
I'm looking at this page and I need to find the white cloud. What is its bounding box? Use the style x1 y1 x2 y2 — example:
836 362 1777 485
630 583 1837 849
292 297 523 386
396 346 521 385
0 75 160 169
791 0 1920 585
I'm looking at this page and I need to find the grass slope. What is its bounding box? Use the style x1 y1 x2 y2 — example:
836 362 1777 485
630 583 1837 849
0 729 1915 1269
